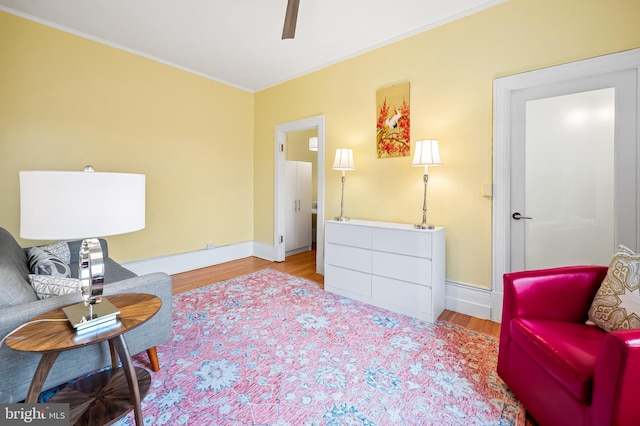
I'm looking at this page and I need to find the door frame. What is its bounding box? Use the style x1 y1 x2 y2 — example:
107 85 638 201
491 49 640 322
274 115 326 273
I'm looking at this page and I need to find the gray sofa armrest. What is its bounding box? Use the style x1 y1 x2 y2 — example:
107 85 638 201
0 272 172 402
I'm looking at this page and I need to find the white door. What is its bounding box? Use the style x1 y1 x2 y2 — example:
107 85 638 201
510 70 637 271
274 115 326 273
492 49 640 322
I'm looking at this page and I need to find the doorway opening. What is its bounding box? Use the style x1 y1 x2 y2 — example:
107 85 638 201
274 115 326 274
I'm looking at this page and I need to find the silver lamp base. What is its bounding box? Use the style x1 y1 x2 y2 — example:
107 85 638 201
62 298 120 334
414 223 435 229
335 216 350 222
415 173 435 230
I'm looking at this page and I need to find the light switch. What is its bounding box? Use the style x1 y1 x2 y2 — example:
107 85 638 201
482 182 493 197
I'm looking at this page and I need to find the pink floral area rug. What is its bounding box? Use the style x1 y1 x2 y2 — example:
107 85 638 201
117 269 525 425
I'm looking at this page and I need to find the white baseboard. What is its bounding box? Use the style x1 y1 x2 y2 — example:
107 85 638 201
122 241 254 276
445 280 493 320
252 241 276 262
124 241 498 322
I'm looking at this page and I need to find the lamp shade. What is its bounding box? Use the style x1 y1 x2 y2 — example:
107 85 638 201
332 148 355 170
20 170 145 240
412 139 442 166
309 137 318 151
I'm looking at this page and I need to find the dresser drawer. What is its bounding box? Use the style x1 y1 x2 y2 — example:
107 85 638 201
326 222 371 248
372 228 432 258
325 243 371 273
372 251 431 286
372 275 433 318
325 265 372 298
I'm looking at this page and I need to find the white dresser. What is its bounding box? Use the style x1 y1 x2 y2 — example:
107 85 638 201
324 219 445 322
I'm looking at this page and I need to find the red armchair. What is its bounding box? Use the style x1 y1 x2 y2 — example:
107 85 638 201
497 266 640 426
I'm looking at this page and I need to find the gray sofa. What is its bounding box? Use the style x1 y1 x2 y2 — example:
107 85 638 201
0 227 173 403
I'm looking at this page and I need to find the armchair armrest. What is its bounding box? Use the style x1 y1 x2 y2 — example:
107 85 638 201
591 329 640 425
502 265 607 325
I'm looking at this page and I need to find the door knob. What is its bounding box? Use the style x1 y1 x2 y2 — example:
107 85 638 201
512 212 532 220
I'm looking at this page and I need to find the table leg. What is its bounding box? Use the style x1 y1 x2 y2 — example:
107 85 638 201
109 341 119 369
25 352 60 403
110 335 143 425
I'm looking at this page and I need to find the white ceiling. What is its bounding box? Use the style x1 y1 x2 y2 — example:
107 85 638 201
1 0 506 92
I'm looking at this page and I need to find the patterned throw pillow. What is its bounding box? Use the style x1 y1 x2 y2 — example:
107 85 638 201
38 241 71 264
27 246 71 277
588 245 640 331
28 274 81 299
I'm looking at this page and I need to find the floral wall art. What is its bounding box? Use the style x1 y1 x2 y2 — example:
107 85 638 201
376 82 410 158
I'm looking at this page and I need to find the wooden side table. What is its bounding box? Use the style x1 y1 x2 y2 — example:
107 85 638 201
5 293 161 426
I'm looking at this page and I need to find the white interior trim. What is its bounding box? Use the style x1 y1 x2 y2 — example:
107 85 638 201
122 242 254 276
445 280 492 320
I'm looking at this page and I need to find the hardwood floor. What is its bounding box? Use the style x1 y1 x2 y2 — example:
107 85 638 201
171 250 324 295
170 248 536 425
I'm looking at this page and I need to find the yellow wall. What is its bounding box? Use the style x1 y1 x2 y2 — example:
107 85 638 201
254 0 640 288
1 0 638 287
0 12 255 262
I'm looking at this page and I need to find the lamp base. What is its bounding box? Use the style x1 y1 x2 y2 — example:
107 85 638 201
335 216 350 222
414 223 435 230
62 299 120 334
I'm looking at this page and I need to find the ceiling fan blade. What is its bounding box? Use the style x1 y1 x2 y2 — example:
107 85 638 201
281 0 300 39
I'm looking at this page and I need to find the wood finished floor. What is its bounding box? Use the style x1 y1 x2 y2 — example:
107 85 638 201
170 249 536 425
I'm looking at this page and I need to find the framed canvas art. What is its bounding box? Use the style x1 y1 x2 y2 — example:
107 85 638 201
376 82 410 158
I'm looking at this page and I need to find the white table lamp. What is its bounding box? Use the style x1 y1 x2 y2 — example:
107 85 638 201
20 166 145 328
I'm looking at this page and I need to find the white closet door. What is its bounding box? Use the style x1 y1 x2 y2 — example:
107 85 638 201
296 161 312 249
285 161 312 253
285 161 297 252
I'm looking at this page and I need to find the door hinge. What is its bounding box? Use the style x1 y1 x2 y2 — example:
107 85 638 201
280 144 285 152
280 235 284 244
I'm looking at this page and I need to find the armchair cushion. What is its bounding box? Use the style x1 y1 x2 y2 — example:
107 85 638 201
588 245 640 331
510 318 604 402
